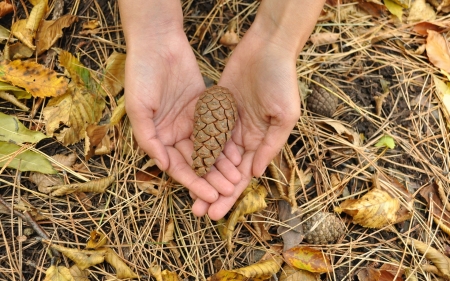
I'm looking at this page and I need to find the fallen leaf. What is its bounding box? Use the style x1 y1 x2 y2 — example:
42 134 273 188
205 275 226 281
0 25 12 43
279 264 319 281
334 187 400 228
0 60 68 98
48 175 114 196
68 265 89 281
419 182 450 237
11 0 48 49
224 179 268 250
104 248 138 279
358 1 387 18
43 86 105 145
251 214 272 242
8 42 34 59
375 135 396 149
44 265 75 281
36 15 78 54
406 238 450 279
0 81 30 99
433 75 450 122
384 0 403 21
316 119 361 146
357 267 404 281
277 200 304 252
209 270 248 281
0 112 48 144
159 218 174 243
148 264 181 281
231 255 283 279
0 141 57 174
101 52 126 97
84 124 109 160
44 241 107 270
310 32 340 45
11 20 34 49
412 22 445 36
407 0 436 23
426 31 450 73
283 246 332 273
110 95 125 125
136 159 163 195
59 50 93 89
86 230 108 249
0 91 29 111
0 1 13 17
82 19 100 30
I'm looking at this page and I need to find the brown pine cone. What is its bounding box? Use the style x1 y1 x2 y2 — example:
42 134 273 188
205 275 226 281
307 77 338 117
191 86 238 176
303 211 345 244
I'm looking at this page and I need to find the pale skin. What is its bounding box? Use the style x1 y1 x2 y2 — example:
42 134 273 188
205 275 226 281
118 0 326 220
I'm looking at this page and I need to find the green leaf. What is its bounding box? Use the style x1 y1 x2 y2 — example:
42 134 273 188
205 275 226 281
0 112 48 144
384 0 403 22
0 81 31 99
0 141 57 174
375 135 396 149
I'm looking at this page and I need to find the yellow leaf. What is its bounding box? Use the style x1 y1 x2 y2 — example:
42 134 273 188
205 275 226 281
407 0 436 23
26 0 47 33
384 0 403 22
68 265 89 281
334 188 400 228
433 75 450 126
0 112 48 144
0 60 67 98
48 175 114 196
232 255 283 279
210 270 248 281
110 95 125 125
427 31 450 74
43 86 105 145
406 238 450 279
86 230 108 249
36 15 78 55
59 50 92 89
224 179 267 250
11 19 34 49
149 265 181 281
101 52 126 97
279 264 319 281
283 246 332 273
44 241 106 270
104 248 138 279
44 265 75 281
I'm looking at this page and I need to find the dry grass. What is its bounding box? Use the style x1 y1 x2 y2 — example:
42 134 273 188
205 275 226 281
1 0 450 280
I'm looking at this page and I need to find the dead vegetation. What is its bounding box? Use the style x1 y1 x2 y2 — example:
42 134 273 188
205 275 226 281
1 0 450 280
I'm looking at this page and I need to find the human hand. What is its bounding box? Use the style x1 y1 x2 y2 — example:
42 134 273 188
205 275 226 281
123 28 241 204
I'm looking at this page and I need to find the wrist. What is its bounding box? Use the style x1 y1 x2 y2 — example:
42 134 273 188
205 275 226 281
249 0 325 56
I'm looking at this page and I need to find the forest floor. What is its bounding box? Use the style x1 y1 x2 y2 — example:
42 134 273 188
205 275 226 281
1 0 450 280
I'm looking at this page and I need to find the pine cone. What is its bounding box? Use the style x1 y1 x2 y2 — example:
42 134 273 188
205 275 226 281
303 211 345 244
306 78 338 117
191 86 238 176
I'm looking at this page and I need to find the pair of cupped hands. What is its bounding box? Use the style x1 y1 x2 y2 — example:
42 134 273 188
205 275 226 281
124 26 301 220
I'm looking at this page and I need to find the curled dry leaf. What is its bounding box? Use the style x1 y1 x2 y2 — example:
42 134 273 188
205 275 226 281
334 188 400 228
279 264 319 281
426 31 450 73
104 248 139 279
0 1 13 17
11 0 48 49
136 159 163 196
412 22 445 36
48 175 114 196
407 0 436 23
251 214 272 242
316 119 361 146
419 182 450 237
224 179 267 250
149 264 181 281
0 60 67 98
283 246 332 273
84 124 109 160
0 91 29 111
82 19 100 30
36 15 78 54
58 50 92 89
357 1 387 18
310 32 340 45
101 52 126 97
44 241 107 270
44 265 75 281
159 218 174 243
406 238 450 279
384 0 403 22
277 200 304 252
68 265 89 281
86 230 108 249
231 255 283 279
357 267 404 281
110 95 126 125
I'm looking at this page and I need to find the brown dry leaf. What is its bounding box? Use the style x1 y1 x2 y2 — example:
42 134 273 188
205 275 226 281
334 188 400 228
251 214 272 242
36 15 78 55
11 0 48 49
357 267 404 281
104 248 138 279
310 33 340 45
43 86 105 145
8 42 34 59
0 60 67 98
101 52 126 97
68 265 89 281
159 218 174 243
406 238 450 279
277 200 304 252
136 159 163 195
412 22 445 36
82 19 100 30
231 255 283 279
149 265 181 281
86 230 108 249
358 1 387 18
0 1 13 17
11 19 34 49
316 119 361 146
48 175 114 196
279 264 319 281
407 0 436 23
419 182 450 236
44 265 75 281
426 31 450 73
43 241 106 270
84 124 109 160
283 246 332 273
224 179 268 250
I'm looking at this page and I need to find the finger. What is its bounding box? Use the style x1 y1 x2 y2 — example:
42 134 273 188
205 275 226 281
222 140 242 166
203 167 235 196
165 146 219 203
252 121 297 177
189 191 197 200
214 156 241 185
207 151 254 220
192 198 210 217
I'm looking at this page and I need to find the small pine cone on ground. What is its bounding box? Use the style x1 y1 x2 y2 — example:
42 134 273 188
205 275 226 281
303 211 345 244
191 86 238 176
306 77 339 117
